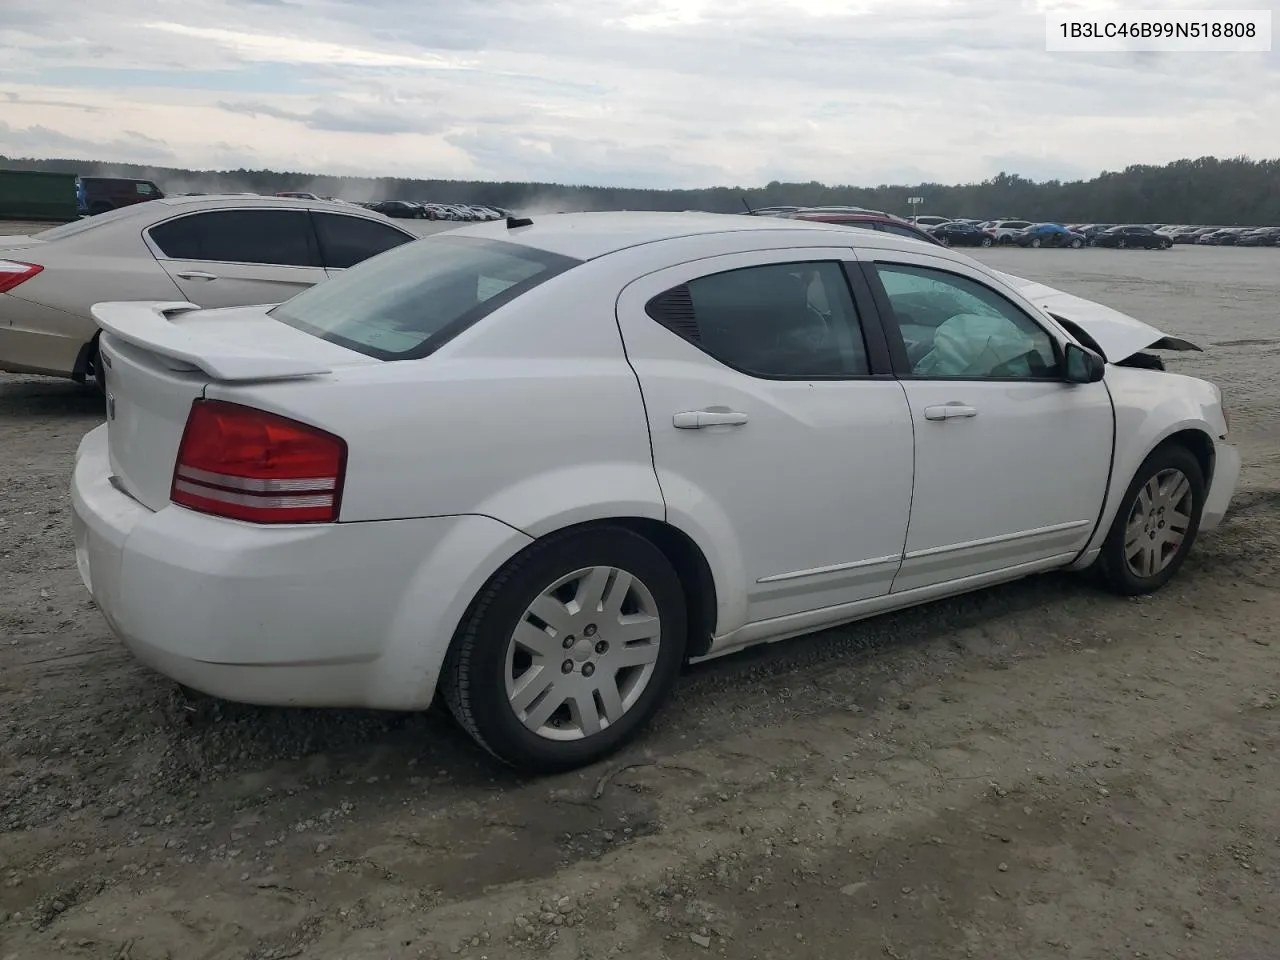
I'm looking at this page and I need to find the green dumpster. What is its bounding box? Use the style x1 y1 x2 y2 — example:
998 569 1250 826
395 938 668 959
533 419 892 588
0 170 79 222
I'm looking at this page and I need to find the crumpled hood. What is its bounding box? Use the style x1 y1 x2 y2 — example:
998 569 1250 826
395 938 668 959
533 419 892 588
995 271 1201 362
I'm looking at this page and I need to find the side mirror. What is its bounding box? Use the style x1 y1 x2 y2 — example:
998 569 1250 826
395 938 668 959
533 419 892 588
1064 342 1106 383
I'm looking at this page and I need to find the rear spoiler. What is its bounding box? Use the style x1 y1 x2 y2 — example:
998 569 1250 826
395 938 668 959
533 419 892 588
91 301 333 381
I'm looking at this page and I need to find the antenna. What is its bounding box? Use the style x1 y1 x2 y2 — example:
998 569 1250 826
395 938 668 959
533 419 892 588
741 196 756 215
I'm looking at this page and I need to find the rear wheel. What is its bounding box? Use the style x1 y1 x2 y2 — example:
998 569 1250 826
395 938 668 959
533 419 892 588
442 526 687 773
1117 238 1128 249
1070 237 1084 249
1030 237 1042 248
1095 445 1205 596
980 235 993 247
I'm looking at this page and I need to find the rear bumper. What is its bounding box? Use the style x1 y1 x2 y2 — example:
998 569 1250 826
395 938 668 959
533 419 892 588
1201 438 1241 532
71 425 532 710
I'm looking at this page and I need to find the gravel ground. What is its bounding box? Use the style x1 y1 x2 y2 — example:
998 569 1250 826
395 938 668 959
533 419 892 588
1 243 1278 960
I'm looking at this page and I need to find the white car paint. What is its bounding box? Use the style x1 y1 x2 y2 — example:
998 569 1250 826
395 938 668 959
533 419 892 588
71 213 1240 748
0 195 415 379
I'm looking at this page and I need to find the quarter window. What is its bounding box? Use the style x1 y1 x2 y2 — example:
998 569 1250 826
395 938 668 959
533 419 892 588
311 212 414 269
149 210 318 267
646 261 870 378
874 263 1060 379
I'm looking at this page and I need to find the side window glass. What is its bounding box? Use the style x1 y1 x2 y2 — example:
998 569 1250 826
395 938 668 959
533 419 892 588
646 261 869 378
879 223 927 240
874 263 1060 379
149 210 317 267
312 213 414 269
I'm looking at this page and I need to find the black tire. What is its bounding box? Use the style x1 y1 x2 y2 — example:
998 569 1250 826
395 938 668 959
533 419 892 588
1160 239 1172 249
980 236 993 247
1030 237 1042 248
1095 444 1206 596
1070 238 1083 249
1117 238 1127 249
442 525 687 773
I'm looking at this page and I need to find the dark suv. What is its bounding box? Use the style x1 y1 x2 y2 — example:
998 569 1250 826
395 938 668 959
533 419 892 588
77 177 165 216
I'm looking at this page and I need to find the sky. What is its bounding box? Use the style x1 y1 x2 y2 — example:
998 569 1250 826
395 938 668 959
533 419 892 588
0 0 1277 189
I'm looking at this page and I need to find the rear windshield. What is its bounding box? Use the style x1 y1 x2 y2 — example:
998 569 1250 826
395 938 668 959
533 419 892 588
270 235 581 360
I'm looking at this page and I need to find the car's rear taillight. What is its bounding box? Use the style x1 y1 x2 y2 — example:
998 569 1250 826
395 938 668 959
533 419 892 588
171 400 346 524
0 260 44 294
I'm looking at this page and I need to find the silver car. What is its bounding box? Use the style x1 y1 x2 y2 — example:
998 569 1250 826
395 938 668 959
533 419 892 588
0 195 416 382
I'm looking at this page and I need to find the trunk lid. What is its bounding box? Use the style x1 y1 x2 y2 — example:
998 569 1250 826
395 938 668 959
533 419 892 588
0 236 42 253
92 301 378 512
997 272 1201 361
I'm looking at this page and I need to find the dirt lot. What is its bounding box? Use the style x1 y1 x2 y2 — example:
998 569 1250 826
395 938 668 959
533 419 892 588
1 244 1277 960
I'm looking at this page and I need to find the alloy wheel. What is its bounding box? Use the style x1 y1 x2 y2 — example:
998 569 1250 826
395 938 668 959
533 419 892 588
504 565 662 740
1123 468 1193 579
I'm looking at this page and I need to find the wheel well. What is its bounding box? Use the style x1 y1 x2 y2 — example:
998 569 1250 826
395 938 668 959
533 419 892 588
1157 429 1214 486
600 518 719 659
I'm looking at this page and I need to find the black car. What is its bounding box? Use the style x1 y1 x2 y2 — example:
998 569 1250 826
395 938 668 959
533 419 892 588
930 221 994 247
1073 224 1115 242
1236 227 1280 247
1013 223 1087 248
368 200 428 219
1092 225 1172 249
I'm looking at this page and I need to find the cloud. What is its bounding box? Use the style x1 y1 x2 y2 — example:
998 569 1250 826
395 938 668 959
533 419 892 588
218 98 447 135
0 121 174 163
0 0 1276 187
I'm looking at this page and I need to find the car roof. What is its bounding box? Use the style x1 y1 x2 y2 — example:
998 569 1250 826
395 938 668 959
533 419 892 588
440 210 965 262
151 194 358 212
441 211 896 259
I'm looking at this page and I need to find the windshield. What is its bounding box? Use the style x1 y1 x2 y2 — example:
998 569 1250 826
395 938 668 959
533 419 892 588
35 204 148 241
270 235 581 360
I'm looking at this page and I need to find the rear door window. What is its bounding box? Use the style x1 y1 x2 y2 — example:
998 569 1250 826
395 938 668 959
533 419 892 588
311 212 414 269
270 236 580 360
149 210 319 267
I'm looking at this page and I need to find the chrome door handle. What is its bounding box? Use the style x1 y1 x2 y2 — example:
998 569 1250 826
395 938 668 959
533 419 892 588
923 403 978 421
673 409 749 429
176 271 218 281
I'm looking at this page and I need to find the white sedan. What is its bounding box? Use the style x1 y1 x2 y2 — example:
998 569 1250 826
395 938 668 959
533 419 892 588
0 195 416 382
71 212 1239 772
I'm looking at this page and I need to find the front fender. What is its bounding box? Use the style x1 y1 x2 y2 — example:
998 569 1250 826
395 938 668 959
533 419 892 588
1082 367 1225 556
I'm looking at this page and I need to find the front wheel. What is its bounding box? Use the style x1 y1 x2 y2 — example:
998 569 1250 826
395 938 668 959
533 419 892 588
1117 238 1128 249
1095 445 1205 596
442 526 687 773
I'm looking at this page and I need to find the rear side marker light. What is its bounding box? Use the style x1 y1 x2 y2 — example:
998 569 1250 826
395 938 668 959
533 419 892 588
0 260 44 294
171 399 346 523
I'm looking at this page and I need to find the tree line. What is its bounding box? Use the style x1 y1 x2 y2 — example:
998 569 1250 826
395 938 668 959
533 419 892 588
3 154 1278 225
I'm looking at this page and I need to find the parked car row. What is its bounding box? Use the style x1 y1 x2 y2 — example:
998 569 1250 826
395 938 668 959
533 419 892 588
910 216 1279 249
916 219 1170 250
355 200 511 221
1156 224 1280 246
